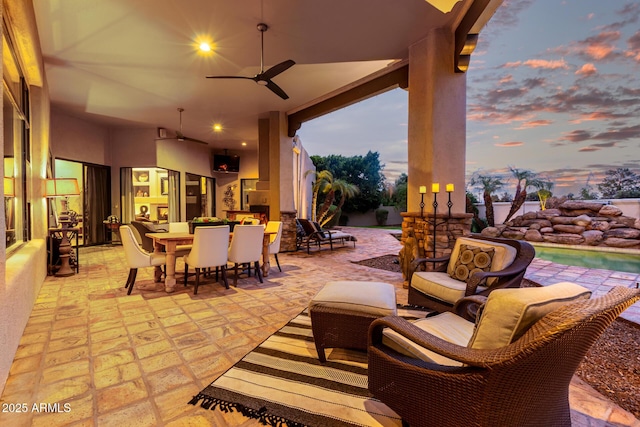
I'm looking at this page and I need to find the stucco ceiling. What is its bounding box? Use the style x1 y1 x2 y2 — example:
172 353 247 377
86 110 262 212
32 0 477 151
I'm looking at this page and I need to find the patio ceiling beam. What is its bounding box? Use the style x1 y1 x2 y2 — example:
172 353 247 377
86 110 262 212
287 62 409 137
454 0 503 72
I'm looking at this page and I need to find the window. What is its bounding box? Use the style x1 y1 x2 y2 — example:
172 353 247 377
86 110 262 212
3 21 31 250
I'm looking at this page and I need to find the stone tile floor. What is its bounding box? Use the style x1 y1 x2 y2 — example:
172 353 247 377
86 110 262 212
0 227 638 426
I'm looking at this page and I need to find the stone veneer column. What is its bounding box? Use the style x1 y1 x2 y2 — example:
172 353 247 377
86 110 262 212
399 212 473 287
279 211 298 252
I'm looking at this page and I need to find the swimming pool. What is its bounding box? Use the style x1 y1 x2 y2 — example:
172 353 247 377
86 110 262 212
532 244 640 274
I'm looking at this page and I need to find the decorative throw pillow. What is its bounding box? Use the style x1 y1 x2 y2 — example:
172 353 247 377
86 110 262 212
448 244 495 282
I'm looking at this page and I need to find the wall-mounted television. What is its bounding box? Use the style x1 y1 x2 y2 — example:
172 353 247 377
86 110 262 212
213 154 240 173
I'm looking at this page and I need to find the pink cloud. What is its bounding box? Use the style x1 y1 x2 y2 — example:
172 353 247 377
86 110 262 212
569 112 617 124
503 59 569 69
551 31 623 62
515 120 553 129
575 63 597 76
579 146 601 152
499 74 513 84
503 61 523 68
495 141 524 147
562 130 592 143
626 30 640 61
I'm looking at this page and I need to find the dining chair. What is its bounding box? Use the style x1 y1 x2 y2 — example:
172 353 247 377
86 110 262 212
168 221 192 257
169 222 190 233
120 225 166 295
265 220 283 272
184 225 230 294
227 224 265 286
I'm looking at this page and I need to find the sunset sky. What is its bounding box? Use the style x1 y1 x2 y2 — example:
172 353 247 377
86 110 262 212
297 0 640 197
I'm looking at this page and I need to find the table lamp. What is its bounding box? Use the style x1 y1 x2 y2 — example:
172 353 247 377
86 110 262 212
45 178 80 276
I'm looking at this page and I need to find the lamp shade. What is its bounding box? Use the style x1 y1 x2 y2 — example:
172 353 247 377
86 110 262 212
45 178 80 197
4 177 15 197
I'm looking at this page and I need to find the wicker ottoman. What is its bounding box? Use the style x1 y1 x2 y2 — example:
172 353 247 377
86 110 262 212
309 281 397 362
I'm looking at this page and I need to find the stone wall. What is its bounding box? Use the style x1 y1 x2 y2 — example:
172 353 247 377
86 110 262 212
481 201 640 249
399 212 473 285
280 211 298 252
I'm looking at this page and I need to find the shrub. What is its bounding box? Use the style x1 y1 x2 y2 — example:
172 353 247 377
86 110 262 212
375 208 389 226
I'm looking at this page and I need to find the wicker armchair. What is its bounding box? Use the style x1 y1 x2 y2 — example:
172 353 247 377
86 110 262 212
368 286 640 427
408 234 535 315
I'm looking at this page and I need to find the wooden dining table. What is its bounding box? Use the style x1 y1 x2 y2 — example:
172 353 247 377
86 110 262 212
147 230 274 292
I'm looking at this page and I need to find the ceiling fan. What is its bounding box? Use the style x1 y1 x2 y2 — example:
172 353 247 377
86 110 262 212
160 108 208 145
206 23 295 100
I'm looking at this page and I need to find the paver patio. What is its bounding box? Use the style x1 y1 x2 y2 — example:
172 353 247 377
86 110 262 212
0 227 638 426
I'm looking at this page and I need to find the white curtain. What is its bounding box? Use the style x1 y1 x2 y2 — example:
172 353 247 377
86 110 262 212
205 177 215 216
168 170 180 222
120 168 135 223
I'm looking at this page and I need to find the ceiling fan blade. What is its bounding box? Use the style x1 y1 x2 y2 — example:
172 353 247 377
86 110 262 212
206 75 255 80
265 80 289 100
261 59 295 80
184 136 209 145
175 131 208 145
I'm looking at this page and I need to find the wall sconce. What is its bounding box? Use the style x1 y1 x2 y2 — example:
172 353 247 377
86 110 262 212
45 178 81 277
4 177 15 197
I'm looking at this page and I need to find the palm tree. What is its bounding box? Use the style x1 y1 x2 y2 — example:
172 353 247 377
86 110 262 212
504 167 539 222
317 179 359 226
470 174 503 227
304 170 333 222
532 179 554 210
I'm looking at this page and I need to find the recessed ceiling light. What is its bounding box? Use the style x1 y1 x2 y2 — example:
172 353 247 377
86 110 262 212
213 124 222 132
199 42 212 52
241 142 247 146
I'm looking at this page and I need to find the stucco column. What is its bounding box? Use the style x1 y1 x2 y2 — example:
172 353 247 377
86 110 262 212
258 111 298 251
407 28 466 215
258 111 296 217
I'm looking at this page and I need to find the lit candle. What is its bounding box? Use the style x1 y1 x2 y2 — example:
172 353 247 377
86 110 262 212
432 183 440 193
419 186 427 194
446 183 454 193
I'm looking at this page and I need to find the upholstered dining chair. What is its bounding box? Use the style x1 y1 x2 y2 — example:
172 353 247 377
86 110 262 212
227 224 265 286
130 220 157 252
183 225 230 294
168 221 192 257
120 225 166 295
169 221 189 233
368 284 640 427
265 220 283 272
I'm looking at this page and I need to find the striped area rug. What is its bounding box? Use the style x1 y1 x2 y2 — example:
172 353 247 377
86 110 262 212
189 308 429 427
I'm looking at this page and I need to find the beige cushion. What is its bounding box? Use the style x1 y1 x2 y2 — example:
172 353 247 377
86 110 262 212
381 312 474 366
447 237 517 285
448 244 495 282
469 282 592 350
309 281 397 317
411 272 488 304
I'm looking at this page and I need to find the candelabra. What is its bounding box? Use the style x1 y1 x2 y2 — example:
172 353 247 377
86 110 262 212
421 183 454 258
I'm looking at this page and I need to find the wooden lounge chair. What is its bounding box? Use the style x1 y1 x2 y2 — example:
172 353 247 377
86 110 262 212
368 284 640 427
296 218 356 254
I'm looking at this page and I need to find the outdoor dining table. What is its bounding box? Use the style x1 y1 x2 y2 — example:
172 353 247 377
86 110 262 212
146 230 274 292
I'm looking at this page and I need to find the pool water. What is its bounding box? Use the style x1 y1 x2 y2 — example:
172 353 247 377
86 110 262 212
533 245 640 274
